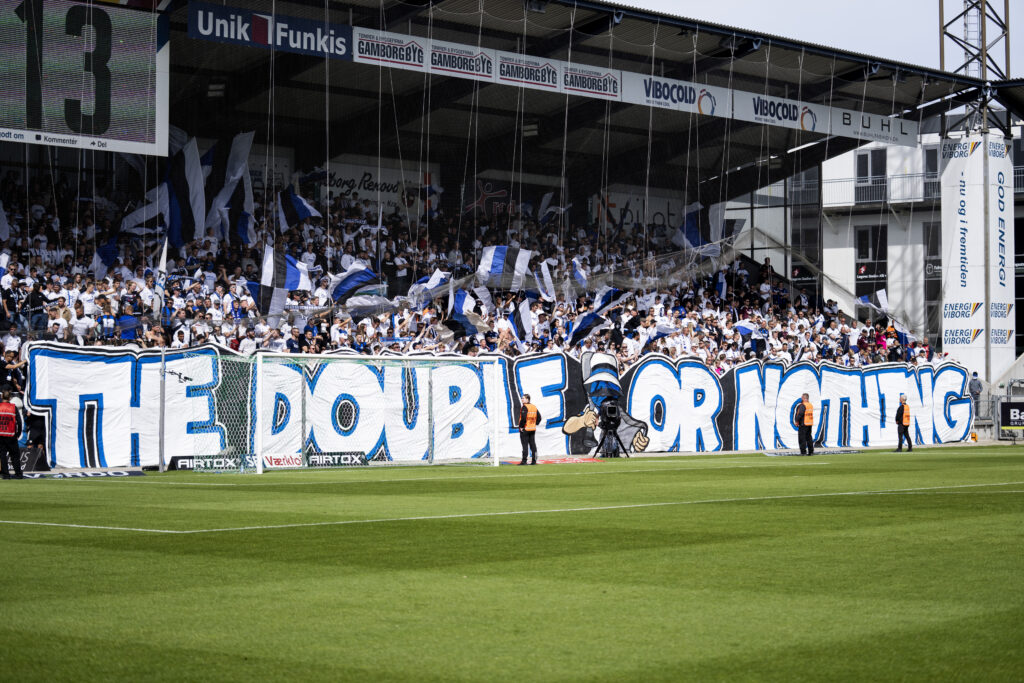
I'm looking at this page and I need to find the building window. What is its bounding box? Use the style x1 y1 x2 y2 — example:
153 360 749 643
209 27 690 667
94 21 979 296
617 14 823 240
923 146 940 199
855 149 887 203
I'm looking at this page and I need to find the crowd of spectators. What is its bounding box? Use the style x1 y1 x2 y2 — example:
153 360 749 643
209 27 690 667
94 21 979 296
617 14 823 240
0 166 950 378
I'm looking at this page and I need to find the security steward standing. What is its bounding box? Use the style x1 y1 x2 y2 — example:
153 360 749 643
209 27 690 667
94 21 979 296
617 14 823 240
794 393 814 455
0 389 24 479
518 394 542 466
895 394 913 453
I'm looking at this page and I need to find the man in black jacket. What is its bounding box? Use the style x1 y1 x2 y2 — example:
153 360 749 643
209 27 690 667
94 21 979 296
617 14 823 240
518 394 542 466
894 394 912 452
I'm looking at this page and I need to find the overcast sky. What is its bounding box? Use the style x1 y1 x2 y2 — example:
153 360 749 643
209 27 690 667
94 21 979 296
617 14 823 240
616 0 1023 78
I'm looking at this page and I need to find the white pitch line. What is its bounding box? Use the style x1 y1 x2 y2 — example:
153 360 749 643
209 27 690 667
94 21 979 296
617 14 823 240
120 461 833 487
0 519 181 534
1 480 1020 535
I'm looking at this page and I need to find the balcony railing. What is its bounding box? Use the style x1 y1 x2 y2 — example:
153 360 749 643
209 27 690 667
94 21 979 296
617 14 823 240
819 168 1024 208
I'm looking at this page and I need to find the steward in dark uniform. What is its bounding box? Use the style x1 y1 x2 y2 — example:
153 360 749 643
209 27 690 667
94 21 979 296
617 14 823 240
0 390 24 479
794 393 814 455
895 395 913 452
518 394 542 466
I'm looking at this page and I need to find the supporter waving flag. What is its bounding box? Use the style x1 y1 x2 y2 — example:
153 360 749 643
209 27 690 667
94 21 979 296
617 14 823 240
568 312 610 347
153 237 169 314
259 246 313 319
328 263 381 304
165 138 206 249
276 184 322 233
203 132 254 234
593 285 631 316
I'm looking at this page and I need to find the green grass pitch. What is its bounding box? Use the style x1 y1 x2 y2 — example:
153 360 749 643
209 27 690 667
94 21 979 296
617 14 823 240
1 446 1022 681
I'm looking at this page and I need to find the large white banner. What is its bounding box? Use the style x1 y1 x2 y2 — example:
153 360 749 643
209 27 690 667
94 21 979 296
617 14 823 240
940 136 987 374
25 343 973 469
987 137 1016 378
940 134 1016 381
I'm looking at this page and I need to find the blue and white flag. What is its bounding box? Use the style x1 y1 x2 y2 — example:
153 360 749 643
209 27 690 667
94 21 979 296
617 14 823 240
568 312 610 347
857 288 889 314
592 285 631 315
536 260 557 302
472 286 496 315
671 201 703 249
477 246 533 291
220 164 257 246
448 286 475 316
570 256 588 292
204 132 254 235
644 321 678 347
444 288 487 340
276 184 322 233
328 263 381 304
407 268 450 303
153 237 169 313
0 252 9 279
734 319 757 336
511 299 533 343
716 270 727 300
258 246 313 319
165 138 206 249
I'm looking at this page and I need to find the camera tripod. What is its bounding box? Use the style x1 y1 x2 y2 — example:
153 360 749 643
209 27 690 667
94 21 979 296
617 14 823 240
595 423 630 458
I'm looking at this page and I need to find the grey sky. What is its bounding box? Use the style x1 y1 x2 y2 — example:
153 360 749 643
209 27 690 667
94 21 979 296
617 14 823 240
617 0 1023 78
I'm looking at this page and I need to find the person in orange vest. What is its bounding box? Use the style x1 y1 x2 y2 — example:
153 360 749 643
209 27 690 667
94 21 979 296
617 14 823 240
0 389 24 479
894 394 913 452
793 392 814 455
518 394 542 466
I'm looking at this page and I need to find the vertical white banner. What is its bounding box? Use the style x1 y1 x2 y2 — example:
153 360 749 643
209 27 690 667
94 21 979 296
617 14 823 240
940 136 987 375
987 134 1016 379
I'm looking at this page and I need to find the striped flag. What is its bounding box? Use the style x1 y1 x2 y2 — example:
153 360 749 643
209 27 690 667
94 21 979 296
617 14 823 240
536 260 557 302
407 268 451 304
153 237 169 314
511 299 533 343
476 246 533 291
165 138 206 249
222 165 257 246
858 289 889 314
570 256 588 292
259 246 313 320
203 132 254 235
276 184 322 233
716 270 727 300
592 286 631 315
328 263 381 304
444 288 488 340
568 312 610 347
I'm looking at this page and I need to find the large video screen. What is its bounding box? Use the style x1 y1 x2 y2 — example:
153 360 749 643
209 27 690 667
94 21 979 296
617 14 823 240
0 0 167 155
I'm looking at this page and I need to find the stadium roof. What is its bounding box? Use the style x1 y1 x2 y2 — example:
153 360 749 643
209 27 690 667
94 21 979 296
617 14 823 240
165 0 991 204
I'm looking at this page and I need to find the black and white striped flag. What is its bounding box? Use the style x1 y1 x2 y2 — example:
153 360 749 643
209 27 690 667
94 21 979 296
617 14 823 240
476 246 533 291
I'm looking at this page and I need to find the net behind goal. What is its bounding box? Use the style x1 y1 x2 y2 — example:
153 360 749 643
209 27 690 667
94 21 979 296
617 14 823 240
180 352 502 473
